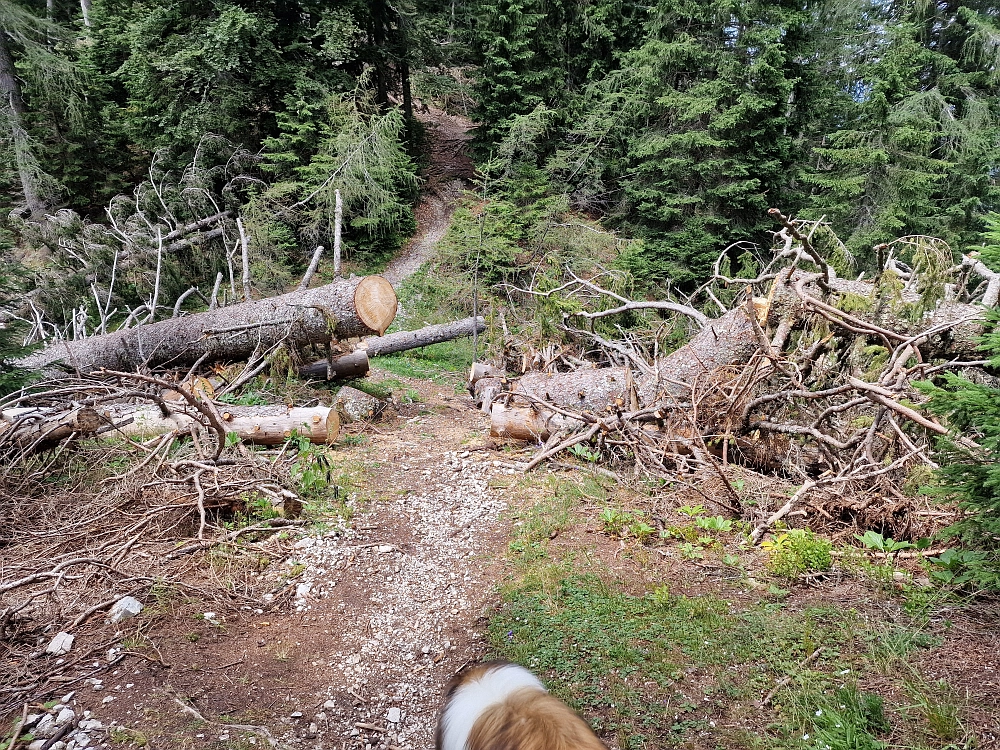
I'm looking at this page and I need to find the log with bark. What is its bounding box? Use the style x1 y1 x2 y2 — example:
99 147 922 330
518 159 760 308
95 404 341 446
297 316 486 381
334 386 387 424
16 275 398 378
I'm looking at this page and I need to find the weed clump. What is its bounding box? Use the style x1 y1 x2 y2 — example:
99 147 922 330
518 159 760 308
763 529 832 578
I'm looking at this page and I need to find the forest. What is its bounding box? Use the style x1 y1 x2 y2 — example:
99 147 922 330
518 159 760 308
1 0 1000 748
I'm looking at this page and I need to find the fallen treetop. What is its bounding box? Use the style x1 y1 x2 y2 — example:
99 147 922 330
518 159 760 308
16 275 397 377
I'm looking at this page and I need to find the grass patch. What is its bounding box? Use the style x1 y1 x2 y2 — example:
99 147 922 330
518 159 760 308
488 572 864 749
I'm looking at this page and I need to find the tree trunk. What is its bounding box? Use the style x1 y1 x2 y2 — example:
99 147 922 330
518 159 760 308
360 316 485 356
472 377 503 413
513 366 634 412
298 349 371 381
297 316 485 379
0 406 104 451
109 404 340 445
16 275 397 377
0 29 46 217
489 403 585 441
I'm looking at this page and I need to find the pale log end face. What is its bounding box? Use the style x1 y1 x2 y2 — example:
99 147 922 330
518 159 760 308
325 408 341 444
354 276 398 335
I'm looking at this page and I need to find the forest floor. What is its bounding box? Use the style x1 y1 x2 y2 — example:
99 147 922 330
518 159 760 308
5 109 1000 750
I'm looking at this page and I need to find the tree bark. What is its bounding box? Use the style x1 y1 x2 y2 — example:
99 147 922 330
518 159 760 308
359 316 485 356
298 349 371 381
0 29 46 217
472 376 503 413
16 275 397 377
513 366 633 412
110 404 341 446
334 386 387 423
489 403 585 441
0 406 104 450
297 316 486 379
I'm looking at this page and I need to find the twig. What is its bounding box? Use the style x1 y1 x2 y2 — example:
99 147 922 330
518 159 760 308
5 703 28 750
761 647 825 706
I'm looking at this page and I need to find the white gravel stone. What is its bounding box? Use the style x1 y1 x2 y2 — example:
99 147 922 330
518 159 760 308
45 632 74 655
108 596 143 623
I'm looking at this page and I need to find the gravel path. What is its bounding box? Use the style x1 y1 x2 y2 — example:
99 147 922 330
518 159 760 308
382 109 474 289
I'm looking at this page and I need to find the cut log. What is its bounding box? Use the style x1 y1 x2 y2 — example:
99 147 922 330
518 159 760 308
489 403 585 441
469 362 503 387
513 366 633 412
298 317 486 379
110 404 341 445
17 275 397 378
334 386 387 424
472 377 503 414
298 350 371 381
0 406 104 450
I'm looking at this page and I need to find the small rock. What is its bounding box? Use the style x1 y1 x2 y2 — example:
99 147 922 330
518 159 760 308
33 715 57 738
101 696 115 704
108 596 143 624
24 713 42 727
323 700 336 710
55 707 75 726
290 711 303 719
75 733 90 747
307 722 318 733
28 741 46 750
377 545 394 553
295 583 311 599
387 707 401 724
46 632 75 655
61 691 75 703
50 743 67 750
79 719 103 731
892 571 907 582
203 612 218 623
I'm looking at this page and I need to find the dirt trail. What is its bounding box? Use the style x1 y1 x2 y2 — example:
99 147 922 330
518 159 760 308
50 114 513 750
382 109 475 288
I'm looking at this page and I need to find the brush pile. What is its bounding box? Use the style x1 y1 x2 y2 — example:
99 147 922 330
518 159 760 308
474 210 999 543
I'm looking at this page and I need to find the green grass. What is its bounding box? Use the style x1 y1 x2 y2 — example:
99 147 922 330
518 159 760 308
485 480 975 750
488 573 867 749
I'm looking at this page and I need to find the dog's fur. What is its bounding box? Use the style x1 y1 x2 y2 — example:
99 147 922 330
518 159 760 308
435 661 607 750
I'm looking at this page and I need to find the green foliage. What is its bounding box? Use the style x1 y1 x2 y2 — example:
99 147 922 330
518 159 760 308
763 529 833 578
806 687 890 750
916 311 1000 589
855 531 931 554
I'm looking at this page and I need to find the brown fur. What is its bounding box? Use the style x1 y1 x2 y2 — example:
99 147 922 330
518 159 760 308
435 661 607 750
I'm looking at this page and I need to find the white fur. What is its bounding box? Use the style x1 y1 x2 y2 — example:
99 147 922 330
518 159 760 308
439 664 547 750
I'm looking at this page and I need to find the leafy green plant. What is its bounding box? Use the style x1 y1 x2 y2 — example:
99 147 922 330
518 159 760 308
599 507 632 536
806 686 890 750
926 548 998 588
855 530 930 554
567 443 601 463
647 584 671 608
678 542 704 560
677 504 705 517
695 515 733 532
628 520 655 543
763 529 833 578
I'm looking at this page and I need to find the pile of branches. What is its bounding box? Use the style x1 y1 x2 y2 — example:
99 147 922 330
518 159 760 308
478 210 999 543
0 372 318 717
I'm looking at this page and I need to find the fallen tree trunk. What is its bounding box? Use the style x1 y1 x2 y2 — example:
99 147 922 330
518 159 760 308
0 406 105 450
490 403 585 441
472 377 503 413
359 316 485 357
110 404 341 445
298 350 371 381
17 275 397 377
297 317 486 381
